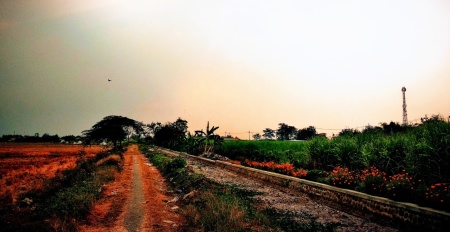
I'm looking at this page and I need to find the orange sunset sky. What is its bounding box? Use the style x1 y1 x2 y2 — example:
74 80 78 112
1 0 450 139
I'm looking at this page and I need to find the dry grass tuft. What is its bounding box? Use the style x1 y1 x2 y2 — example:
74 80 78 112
95 155 122 167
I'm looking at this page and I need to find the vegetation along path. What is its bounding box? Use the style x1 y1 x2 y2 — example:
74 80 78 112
81 145 182 231
158 148 399 231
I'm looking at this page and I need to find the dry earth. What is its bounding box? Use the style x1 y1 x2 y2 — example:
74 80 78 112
80 145 183 232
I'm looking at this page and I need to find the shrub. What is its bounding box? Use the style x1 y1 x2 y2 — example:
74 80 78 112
332 137 364 170
326 166 358 189
385 170 415 201
357 167 387 196
165 157 186 174
304 169 327 182
423 183 450 211
309 137 340 171
149 154 171 173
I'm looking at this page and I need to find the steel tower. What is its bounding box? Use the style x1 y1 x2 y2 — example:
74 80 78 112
402 87 408 125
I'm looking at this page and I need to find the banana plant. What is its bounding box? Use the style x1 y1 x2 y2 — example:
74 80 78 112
195 121 222 154
185 132 202 155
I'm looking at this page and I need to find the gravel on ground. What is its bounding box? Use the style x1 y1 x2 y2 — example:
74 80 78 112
185 157 399 232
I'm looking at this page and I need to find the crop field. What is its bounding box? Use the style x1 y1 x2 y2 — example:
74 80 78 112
0 143 104 204
215 119 450 212
216 140 310 165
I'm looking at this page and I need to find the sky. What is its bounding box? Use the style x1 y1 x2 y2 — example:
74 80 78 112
1 0 450 139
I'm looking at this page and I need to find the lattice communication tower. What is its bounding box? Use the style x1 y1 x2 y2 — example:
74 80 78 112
402 87 408 125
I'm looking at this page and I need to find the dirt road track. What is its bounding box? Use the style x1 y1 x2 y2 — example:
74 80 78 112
80 145 182 232
124 155 145 231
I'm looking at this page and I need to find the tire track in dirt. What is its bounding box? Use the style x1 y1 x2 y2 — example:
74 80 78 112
80 145 182 232
124 154 145 231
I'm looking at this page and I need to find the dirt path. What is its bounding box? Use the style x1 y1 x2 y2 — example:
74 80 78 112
80 145 182 232
124 155 145 231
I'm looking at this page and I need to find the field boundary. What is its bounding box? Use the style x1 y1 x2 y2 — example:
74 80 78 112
154 147 450 231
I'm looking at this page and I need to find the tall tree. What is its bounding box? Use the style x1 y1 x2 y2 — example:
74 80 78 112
146 122 162 139
296 126 317 140
276 123 297 140
82 115 141 148
262 128 275 140
153 118 189 150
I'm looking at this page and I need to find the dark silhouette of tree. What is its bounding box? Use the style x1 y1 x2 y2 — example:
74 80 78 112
144 122 162 143
153 118 188 150
381 121 405 134
82 115 142 148
361 125 383 134
296 126 317 140
61 135 76 143
131 121 145 142
276 123 297 140
262 128 275 140
338 128 361 137
421 114 444 124
252 133 261 140
41 133 60 143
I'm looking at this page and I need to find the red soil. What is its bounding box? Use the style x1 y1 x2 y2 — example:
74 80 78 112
80 145 183 231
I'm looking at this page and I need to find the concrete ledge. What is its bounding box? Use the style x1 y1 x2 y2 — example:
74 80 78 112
154 147 450 231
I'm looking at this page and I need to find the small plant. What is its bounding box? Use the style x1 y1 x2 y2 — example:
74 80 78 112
385 170 415 201
423 183 450 211
326 166 358 189
165 157 186 173
305 169 327 182
357 167 387 196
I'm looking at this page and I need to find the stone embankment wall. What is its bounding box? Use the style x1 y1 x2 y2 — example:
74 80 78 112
155 147 450 231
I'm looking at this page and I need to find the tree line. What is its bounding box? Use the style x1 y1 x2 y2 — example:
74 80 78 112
0 133 80 143
254 119 431 141
3 114 443 150
253 124 319 141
